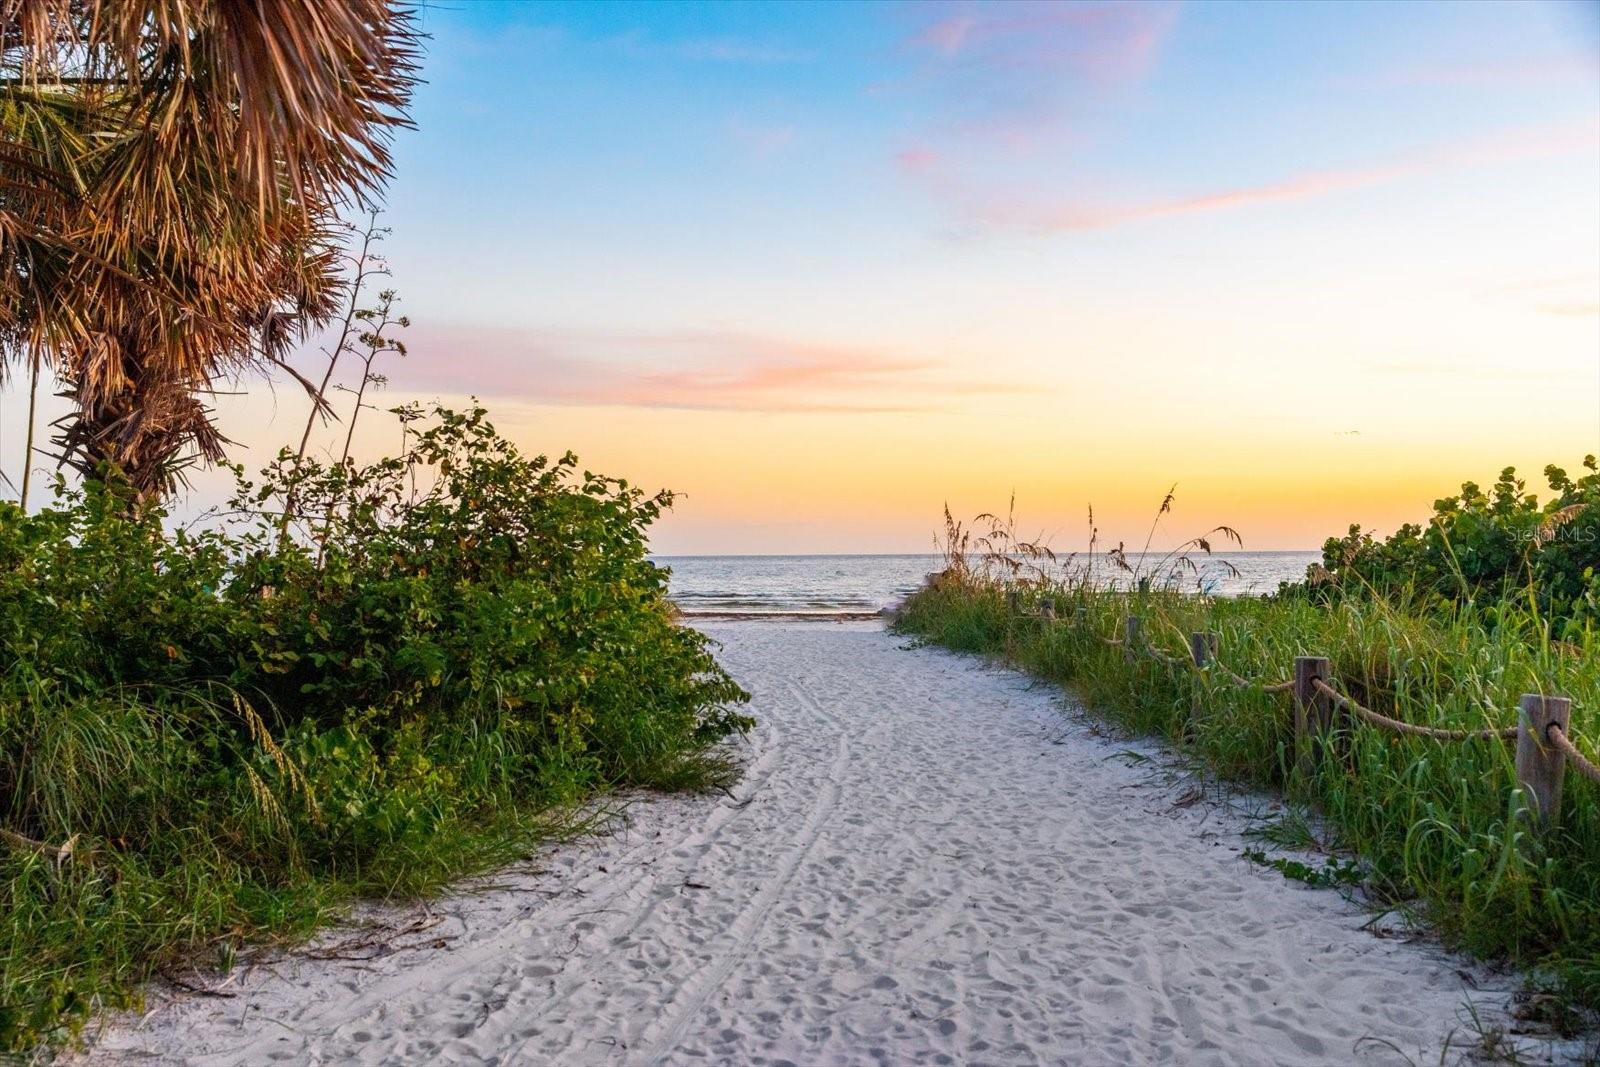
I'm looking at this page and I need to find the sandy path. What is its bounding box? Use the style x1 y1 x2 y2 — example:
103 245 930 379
89 622 1570 1065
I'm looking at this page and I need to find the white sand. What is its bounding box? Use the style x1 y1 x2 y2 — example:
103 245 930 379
86 621 1582 1065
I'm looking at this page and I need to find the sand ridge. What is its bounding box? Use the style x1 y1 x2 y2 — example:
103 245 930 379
86 622 1580 1065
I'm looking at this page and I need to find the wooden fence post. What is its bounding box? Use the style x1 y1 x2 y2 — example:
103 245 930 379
1124 615 1141 663
1075 605 1088 630
1516 694 1571 828
1186 631 1216 733
1292 656 1332 778
1005 587 1019 615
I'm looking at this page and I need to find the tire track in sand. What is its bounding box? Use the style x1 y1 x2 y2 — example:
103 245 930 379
625 674 853 1064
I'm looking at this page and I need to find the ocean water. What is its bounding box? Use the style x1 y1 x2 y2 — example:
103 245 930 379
657 552 1322 617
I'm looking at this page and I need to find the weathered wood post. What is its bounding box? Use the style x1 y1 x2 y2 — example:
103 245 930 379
1124 615 1141 663
1041 599 1056 621
1516 694 1571 828
1005 587 1019 615
1292 656 1333 778
1075 605 1088 630
1186 631 1217 733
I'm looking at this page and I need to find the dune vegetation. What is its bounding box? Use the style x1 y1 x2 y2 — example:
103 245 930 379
0 403 752 1051
896 467 1600 1023
0 3 753 1052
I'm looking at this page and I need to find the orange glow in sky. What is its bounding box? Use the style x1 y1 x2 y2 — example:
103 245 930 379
4 1 1596 554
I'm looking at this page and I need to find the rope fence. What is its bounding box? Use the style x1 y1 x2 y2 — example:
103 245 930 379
1309 677 1519 743
1003 591 1597 830
1216 663 1293 693
1551 724 1600 786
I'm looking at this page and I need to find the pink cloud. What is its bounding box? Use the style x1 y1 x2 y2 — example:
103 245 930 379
905 2 1176 84
388 326 1026 414
885 1 1181 220
892 1 1180 148
894 146 940 174
911 15 980 58
908 119 1600 235
890 5 1594 238
728 120 797 159
607 30 814 65
981 160 1419 233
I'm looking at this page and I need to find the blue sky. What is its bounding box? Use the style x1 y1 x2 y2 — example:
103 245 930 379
319 1 1600 551
384 0 1597 338
9 0 1594 552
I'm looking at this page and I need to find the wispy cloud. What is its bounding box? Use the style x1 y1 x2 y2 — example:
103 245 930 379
728 119 797 159
606 30 815 65
1539 302 1600 317
1469 273 1600 319
1370 54 1600 89
906 2 1175 84
392 326 1024 414
1364 356 1579 382
1477 273 1598 297
887 2 1184 230
893 146 940 174
904 119 1599 235
910 15 980 58
889 4 1597 238
891 1 1180 146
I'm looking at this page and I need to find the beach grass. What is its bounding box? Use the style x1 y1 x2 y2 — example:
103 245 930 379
0 407 752 1053
895 574 1600 1020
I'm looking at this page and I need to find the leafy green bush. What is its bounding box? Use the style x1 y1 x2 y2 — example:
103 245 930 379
1314 458 1600 633
0 404 749 1051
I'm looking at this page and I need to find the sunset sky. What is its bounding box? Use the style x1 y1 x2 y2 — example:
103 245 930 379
6 0 1598 553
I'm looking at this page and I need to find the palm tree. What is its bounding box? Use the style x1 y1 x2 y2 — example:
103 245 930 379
0 0 419 499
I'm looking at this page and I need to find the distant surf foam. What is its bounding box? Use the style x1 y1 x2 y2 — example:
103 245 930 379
657 552 1321 620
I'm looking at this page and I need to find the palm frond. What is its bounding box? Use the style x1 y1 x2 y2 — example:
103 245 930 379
0 0 420 496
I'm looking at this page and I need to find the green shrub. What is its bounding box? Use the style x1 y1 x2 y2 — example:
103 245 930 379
1313 458 1600 635
0 404 749 1051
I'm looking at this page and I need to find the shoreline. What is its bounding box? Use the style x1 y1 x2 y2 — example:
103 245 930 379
676 609 889 622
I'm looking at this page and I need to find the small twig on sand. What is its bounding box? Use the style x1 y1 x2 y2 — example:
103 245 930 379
715 785 754 808
300 912 449 962
162 974 238 999
1168 785 1205 811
